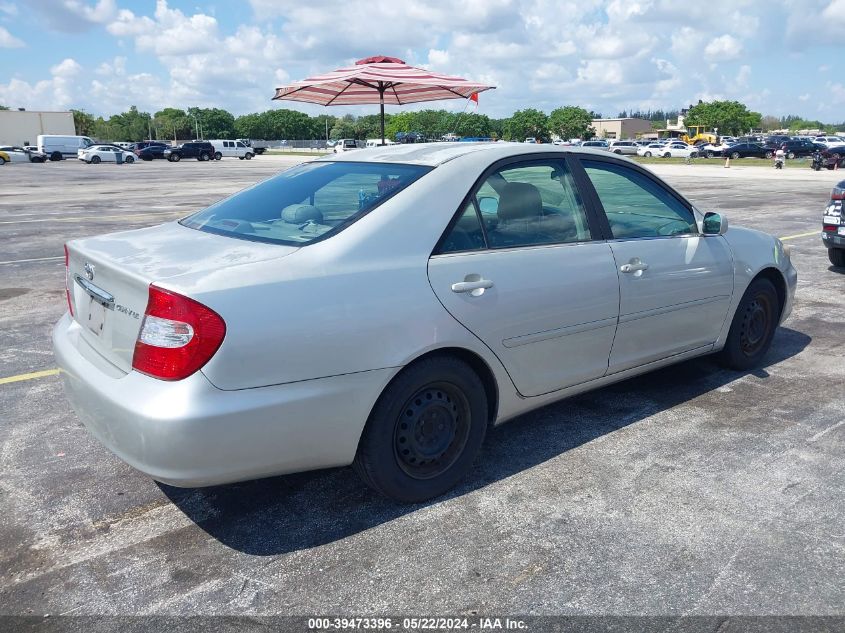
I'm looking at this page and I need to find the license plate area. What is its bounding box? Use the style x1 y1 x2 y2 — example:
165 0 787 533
839 227 845 236
85 296 107 336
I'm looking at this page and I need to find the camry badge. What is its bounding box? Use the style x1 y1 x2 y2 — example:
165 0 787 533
84 262 95 281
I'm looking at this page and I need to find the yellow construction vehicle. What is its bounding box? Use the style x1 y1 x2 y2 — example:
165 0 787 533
681 125 717 144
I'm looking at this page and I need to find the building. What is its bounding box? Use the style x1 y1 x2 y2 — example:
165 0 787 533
590 118 653 140
0 110 75 146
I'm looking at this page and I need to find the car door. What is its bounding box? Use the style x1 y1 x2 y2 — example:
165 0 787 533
427 157 620 397
577 158 734 373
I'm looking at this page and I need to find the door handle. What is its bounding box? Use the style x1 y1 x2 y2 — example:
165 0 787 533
619 259 649 274
451 278 494 294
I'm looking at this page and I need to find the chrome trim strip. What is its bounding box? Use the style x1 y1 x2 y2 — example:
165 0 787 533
618 295 729 324
73 274 115 310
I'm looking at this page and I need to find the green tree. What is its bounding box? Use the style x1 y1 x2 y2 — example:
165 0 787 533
71 109 96 136
454 113 492 137
0 104 9 110
234 112 266 139
548 106 595 141
154 108 192 141
187 107 235 139
385 112 415 139
503 108 548 141
684 100 762 136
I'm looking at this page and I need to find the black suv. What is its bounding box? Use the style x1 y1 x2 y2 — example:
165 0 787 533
780 139 825 159
164 141 215 162
823 180 845 267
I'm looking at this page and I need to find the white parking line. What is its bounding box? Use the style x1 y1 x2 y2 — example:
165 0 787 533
0 256 63 265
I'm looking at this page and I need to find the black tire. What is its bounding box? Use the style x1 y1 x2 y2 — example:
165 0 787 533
829 248 845 268
353 356 488 503
169 153 181 162
614 149 622 154
731 152 741 160
214 152 222 160
238 156 244 160
787 152 795 160
0 156 5 165
706 151 714 158
125 155 134 164
91 155 101 164
50 152 62 161
644 151 652 157
245 153 253 160
765 151 773 159
663 152 671 158
199 153 209 161
718 278 779 370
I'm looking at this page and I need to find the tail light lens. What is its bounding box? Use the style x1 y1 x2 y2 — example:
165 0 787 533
132 285 226 381
823 224 838 232
831 185 845 200
64 244 74 316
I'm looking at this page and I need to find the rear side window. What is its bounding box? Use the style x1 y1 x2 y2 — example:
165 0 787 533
182 161 431 246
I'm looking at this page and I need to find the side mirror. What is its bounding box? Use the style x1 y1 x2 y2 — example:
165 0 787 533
702 211 728 235
478 196 499 216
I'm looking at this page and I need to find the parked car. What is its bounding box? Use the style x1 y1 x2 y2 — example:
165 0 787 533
721 143 768 159
37 134 95 161
54 143 796 502
0 145 46 163
333 139 360 154
78 145 136 164
822 180 845 267
658 142 698 158
814 136 845 148
608 141 639 155
821 146 845 169
236 139 270 154
778 139 826 159
136 143 170 161
581 140 609 149
209 139 253 160
163 142 215 162
636 143 665 157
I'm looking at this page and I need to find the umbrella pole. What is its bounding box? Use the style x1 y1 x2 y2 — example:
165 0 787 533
379 86 385 145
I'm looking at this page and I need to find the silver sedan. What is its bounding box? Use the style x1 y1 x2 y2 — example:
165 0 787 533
53 143 797 502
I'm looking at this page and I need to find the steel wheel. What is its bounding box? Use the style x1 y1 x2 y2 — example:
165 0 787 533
393 382 471 480
718 278 779 370
738 294 773 357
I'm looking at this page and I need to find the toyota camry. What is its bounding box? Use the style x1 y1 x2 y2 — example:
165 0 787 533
53 143 797 502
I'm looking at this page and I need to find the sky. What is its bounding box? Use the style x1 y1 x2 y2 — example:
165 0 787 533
0 0 843 122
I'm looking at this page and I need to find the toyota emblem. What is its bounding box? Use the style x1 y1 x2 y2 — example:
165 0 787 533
84 262 95 281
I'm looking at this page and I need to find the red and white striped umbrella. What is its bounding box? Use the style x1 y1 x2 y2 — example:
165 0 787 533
272 55 495 142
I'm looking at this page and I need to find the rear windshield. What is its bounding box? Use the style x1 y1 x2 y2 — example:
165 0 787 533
181 161 431 246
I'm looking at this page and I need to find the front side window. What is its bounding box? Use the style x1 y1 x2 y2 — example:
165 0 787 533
182 161 430 246
582 160 697 239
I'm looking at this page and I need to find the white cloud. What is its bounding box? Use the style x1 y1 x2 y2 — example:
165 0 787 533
0 25 23 47
704 35 743 62
29 0 116 32
0 2 18 16
798 93 810 101
0 58 82 110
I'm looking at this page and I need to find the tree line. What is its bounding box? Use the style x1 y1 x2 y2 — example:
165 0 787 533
60 101 843 144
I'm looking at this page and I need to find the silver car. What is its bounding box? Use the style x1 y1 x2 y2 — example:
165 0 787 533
608 140 639 155
53 143 797 502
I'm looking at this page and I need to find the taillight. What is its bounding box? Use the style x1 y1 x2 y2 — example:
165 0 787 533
831 185 845 200
132 285 226 381
64 244 73 316
823 224 838 232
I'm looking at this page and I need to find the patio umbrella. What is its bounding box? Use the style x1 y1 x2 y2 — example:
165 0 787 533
272 55 495 144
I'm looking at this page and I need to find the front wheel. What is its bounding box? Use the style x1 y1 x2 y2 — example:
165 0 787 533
706 151 714 158
245 153 253 160
125 155 134 164
0 156 5 165
214 152 222 160
91 155 101 164
731 152 740 160
199 153 209 161
353 356 488 503
765 151 773 159
718 278 779 370
787 152 795 160
50 152 62 161
169 154 181 162
663 152 671 158
830 248 845 267
644 151 652 157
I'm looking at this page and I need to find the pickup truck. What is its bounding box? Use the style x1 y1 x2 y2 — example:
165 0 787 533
163 142 215 162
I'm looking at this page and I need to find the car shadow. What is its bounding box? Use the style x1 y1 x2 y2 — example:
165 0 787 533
828 265 844 274
160 326 811 556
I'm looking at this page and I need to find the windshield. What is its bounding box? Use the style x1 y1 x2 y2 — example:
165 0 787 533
181 161 431 246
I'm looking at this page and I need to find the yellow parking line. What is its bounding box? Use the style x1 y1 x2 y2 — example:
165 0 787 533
0 368 60 385
780 230 819 241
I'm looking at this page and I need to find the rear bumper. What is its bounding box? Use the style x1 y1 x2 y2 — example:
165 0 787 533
52 313 392 487
822 232 845 249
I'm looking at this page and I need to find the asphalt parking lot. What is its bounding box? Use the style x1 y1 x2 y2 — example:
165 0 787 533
1 155 843 620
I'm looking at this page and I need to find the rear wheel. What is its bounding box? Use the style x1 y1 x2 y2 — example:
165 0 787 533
787 152 795 159
644 151 652 157
169 153 181 162
125 155 134 164
91 155 101 164
663 152 671 158
765 151 773 159
718 278 779 370
353 356 488 503
199 153 209 161
829 248 845 267
214 152 222 160
245 153 253 160
614 149 622 154
50 152 62 161
731 152 740 160
0 156 5 165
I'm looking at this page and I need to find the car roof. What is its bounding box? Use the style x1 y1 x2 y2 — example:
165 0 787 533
319 141 619 167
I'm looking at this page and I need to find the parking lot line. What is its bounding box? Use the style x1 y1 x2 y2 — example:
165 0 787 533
780 230 820 241
0 256 63 265
0 368 60 386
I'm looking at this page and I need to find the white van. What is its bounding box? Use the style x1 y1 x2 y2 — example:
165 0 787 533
333 139 360 153
208 139 253 160
37 135 95 161
365 139 396 148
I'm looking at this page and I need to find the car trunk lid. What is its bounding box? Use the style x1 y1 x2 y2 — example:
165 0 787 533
66 221 297 373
